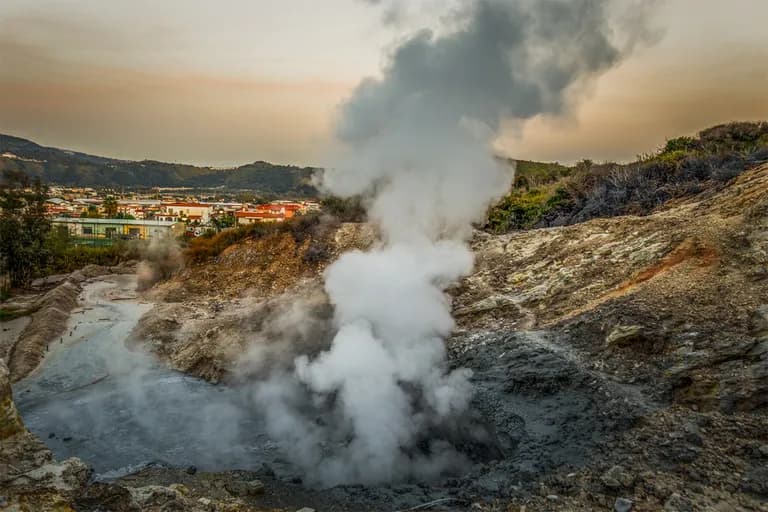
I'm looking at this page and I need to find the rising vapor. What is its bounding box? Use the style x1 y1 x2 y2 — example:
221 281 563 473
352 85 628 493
250 0 657 486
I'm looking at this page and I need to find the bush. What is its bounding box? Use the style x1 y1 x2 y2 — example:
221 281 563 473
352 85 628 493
45 241 138 274
185 213 334 264
486 186 569 232
662 136 699 154
495 122 768 231
321 196 366 222
186 223 271 262
698 122 768 153
512 160 571 189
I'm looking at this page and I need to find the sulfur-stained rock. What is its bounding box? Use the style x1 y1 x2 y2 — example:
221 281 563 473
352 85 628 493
606 325 645 347
75 482 137 512
0 359 26 439
5 457 90 493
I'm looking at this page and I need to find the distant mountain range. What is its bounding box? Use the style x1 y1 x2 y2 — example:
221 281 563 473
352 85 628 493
0 134 320 197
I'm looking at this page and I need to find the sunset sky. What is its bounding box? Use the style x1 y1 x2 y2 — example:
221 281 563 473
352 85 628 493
1 0 767 167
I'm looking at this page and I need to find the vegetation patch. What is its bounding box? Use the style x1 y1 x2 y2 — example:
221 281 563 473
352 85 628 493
0 308 21 321
186 196 364 264
508 159 571 189
487 121 768 232
486 185 568 232
186 212 330 264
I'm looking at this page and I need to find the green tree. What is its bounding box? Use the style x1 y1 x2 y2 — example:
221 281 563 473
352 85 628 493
321 196 366 222
0 170 51 289
86 205 101 218
211 214 235 231
103 196 118 218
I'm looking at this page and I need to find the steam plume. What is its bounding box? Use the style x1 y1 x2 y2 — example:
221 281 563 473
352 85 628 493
136 235 183 291
252 0 656 486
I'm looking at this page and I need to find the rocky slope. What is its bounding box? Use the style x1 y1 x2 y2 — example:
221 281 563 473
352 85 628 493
130 163 768 510
0 359 93 511
4 164 767 511
135 222 374 381
455 162 768 413
449 164 768 511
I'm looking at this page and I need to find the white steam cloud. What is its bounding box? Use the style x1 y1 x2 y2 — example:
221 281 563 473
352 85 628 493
136 234 184 291
250 0 657 486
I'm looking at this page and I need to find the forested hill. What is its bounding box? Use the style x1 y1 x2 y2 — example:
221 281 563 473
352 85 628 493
0 134 319 196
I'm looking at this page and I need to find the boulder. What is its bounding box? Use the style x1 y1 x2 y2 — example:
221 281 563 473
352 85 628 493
614 497 634 512
75 482 136 512
750 305 768 336
664 493 693 512
601 465 635 489
5 457 90 497
741 466 768 497
128 485 183 508
224 479 265 497
30 274 69 290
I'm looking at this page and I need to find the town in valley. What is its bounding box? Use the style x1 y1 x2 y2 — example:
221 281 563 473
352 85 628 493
42 185 321 243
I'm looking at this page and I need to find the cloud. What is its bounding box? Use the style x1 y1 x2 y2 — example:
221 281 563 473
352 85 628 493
0 35 350 167
498 43 768 163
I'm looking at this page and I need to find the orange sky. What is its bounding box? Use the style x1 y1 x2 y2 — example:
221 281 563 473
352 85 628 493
1 1 767 166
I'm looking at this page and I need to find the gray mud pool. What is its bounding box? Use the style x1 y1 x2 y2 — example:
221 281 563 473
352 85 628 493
13 278 282 480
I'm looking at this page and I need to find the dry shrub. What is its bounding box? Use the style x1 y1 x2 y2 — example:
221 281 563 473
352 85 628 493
185 213 335 264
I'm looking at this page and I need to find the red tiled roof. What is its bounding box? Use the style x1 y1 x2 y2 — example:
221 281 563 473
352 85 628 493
255 203 302 210
235 211 284 219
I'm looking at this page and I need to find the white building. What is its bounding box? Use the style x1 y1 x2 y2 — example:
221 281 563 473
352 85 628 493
161 202 213 223
52 217 181 241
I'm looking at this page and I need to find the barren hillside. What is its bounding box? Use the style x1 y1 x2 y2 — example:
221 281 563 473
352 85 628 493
127 163 768 511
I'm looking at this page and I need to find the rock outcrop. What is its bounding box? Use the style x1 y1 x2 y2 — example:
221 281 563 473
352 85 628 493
1 359 90 510
134 223 372 381
455 163 768 413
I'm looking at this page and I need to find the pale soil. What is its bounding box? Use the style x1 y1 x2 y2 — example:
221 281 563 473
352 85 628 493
0 315 30 363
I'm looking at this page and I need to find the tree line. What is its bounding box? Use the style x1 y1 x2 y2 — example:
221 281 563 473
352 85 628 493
0 170 50 293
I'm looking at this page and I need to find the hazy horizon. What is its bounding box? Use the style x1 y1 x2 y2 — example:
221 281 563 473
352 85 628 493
1 0 767 167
